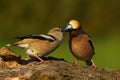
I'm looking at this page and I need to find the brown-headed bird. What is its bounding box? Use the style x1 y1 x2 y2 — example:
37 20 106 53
7 28 64 63
64 19 96 67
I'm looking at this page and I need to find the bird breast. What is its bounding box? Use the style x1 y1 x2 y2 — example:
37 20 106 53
28 39 61 56
70 35 94 60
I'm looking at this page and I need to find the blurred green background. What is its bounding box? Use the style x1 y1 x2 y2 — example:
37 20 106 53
0 0 120 69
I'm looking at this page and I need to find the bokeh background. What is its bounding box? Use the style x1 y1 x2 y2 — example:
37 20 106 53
0 0 120 69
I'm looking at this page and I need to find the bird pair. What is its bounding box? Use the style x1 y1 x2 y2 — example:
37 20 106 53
7 19 96 67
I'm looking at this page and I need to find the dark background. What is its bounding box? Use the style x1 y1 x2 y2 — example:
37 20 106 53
0 0 120 68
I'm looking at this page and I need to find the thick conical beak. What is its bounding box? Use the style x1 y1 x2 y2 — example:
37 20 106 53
64 24 73 32
59 28 64 32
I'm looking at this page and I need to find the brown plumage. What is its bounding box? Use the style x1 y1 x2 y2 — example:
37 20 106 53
9 28 64 63
64 19 96 67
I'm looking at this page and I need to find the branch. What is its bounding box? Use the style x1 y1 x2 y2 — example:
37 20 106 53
0 47 120 80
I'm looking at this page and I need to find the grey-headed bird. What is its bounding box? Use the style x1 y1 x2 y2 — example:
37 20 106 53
64 19 96 67
7 28 64 63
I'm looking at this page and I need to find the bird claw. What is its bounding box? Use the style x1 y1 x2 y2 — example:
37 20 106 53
73 61 78 64
34 60 49 65
91 64 97 68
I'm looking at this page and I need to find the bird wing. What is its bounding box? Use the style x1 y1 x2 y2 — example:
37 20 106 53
88 36 95 53
81 32 95 51
16 34 56 42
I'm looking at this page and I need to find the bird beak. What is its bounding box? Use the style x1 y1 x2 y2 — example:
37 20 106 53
59 28 64 32
58 28 66 34
64 24 73 32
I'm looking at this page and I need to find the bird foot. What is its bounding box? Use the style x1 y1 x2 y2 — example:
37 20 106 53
91 64 97 68
73 60 78 64
35 60 49 65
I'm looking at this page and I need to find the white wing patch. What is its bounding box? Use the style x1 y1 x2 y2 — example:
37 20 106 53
40 34 55 41
17 44 29 48
26 49 35 56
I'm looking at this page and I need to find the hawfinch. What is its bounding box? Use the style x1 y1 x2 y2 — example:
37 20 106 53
64 19 96 67
8 28 64 63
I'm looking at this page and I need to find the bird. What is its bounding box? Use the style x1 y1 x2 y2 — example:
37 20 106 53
64 19 96 67
7 27 64 63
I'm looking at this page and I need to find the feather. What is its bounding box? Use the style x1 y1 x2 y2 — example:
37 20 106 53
16 34 56 42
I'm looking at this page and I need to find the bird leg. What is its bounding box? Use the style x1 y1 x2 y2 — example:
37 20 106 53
90 59 96 68
34 55 44 63
85 59 96 68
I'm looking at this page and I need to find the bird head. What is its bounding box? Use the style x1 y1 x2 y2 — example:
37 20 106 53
48 28 64 41
64 19 81 32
